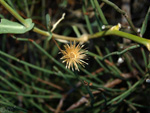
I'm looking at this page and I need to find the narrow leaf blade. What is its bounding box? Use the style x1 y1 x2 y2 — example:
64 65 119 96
140 7 150 36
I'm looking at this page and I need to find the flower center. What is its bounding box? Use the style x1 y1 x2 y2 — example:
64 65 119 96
70 52 76 58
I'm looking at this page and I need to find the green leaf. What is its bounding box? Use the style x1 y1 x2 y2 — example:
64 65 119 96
147 62 150 69
46 13 51 31
140 7 150 36
45 14 52 41
0 18 34 34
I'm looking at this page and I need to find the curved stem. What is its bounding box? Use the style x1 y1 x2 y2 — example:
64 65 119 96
89 30 147 45
33 27 49 36
1 0 150 51
89 30 150 50
101 0 138 35
0 0 28 27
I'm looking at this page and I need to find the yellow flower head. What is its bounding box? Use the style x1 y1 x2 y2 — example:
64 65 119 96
60 42 88 71
110 23 121 31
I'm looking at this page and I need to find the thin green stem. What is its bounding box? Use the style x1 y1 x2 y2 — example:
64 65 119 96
23 0 30 17
141 48 148 71
107 74 149 105
0 67 54 94
90 0 102 31
1 0 150 50
0 0 28 27
30 100 47 113
0 50 54 74
82 1 93 34
0 75 20 92
81 67 104 83
0 101 27 112
101 0 138 35
0 90 61 99
89 30 150 50
0 57 74 80
88 51 123 78
95 58 109 72
53 66 73 86
140 7 150 36
124 54 134 72
124 100 150 108
33 27 50 36
93 0 108 25
30 0 35 16
72 25 81 37
105 47 113 62
129 53 145 74
103 45 140 59
0 95 9 102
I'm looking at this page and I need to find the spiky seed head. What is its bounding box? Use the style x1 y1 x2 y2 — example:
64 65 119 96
60 42 88 71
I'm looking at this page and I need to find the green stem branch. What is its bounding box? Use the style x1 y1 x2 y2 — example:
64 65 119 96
0 0 28 27
0 90 61 99
89 30 150 51
101 0 138 35
1 0 150 51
